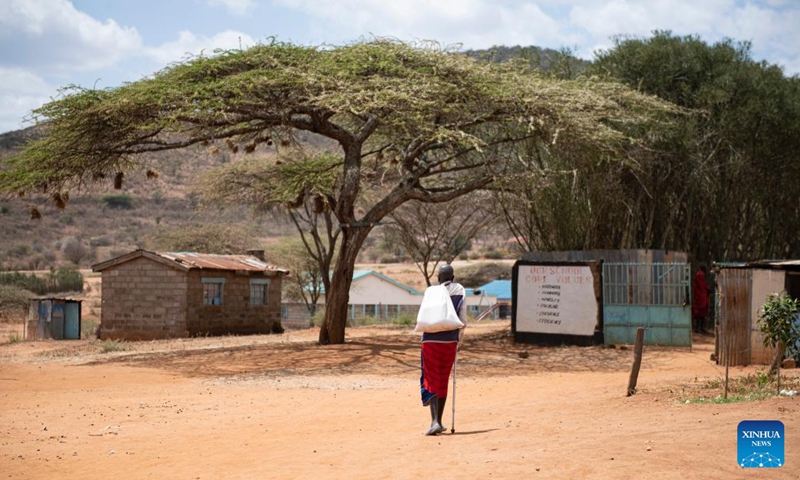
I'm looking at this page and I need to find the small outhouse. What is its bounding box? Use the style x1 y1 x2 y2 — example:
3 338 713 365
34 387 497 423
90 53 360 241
26 297 82 340
716 260 800 366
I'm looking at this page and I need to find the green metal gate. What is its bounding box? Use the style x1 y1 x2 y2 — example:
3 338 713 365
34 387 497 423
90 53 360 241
603 263 692 346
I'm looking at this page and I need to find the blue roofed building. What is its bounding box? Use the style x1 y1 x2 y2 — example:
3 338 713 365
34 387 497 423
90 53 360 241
282 270 497 328
476 279 512 319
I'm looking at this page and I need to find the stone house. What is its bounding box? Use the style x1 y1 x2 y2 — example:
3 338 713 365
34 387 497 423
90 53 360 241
92 250 288 340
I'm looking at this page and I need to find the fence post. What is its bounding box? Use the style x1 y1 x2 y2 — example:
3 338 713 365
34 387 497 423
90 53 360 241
627 327 646 396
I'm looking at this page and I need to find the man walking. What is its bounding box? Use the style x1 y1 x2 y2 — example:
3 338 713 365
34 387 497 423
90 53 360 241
419 264 466 435
692 264 710 334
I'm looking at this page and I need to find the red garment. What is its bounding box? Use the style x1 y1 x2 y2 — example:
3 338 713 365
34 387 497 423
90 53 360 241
692 270 709 318
421 342 457 398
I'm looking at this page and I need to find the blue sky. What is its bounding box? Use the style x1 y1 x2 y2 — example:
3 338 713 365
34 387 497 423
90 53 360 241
0 0 798 134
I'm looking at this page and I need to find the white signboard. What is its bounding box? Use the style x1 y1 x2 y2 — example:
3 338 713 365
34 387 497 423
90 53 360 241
516 265 598 336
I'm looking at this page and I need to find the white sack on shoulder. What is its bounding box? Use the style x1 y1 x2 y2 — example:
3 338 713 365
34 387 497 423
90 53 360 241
415 285 464 333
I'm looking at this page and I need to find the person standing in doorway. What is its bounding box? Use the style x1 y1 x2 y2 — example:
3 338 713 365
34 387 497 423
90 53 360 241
692 264 710 334
420 264 467 436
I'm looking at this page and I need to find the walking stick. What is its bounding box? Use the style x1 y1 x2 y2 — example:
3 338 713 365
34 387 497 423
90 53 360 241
451 350 457 434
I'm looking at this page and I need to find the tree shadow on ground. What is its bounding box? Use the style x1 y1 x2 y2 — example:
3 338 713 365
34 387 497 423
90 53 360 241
82 327 684 380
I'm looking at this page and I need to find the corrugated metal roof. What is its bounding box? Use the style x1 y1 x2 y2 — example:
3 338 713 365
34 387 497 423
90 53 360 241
477 279 512 300
157 252 288 273
751 259 800 267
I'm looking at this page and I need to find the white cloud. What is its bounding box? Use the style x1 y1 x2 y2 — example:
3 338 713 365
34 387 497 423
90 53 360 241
0 68 56 133
207 0 257 15
0 0 142 74
271 0 798 73
563 0 799 72
273 0 574 49
143 30 258 65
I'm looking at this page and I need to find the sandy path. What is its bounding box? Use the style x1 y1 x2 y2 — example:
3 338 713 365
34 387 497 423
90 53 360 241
1 322 798 479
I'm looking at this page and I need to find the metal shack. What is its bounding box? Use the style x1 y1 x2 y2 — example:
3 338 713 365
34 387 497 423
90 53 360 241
716 260 800 366
26 297 82 340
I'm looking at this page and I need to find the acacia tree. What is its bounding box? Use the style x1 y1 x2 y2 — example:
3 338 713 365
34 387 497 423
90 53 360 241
265 238 326 316
145 223 257 253
385 197 493 286
193 152 341 302
0 39 676 344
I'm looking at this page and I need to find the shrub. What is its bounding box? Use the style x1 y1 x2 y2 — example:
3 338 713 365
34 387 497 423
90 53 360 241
89 235 113 247
99 339 127 353
0 284 31 315
101 194 134 210
61 237 88 265
457 262 513 288
311 309 326 327
393 314 415 326
0 267 83 295
27 255 46 271
81 319 99 339
6 244 30 258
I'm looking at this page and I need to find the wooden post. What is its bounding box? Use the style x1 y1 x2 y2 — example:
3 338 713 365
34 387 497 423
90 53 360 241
626 327 646 396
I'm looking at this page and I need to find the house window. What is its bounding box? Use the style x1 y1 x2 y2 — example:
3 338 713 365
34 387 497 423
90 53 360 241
202 277 225 306
250 278 270 306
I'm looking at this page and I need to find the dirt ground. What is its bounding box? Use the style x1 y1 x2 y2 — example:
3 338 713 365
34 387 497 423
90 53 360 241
1 322 798 480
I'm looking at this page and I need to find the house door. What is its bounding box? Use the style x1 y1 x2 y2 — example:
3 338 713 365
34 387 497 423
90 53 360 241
64 302 81 339
603 263 692 346
51 303 65 340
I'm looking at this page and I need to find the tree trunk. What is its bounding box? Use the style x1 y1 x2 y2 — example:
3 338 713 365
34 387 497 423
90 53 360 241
769 341 785 375
318 226 371 345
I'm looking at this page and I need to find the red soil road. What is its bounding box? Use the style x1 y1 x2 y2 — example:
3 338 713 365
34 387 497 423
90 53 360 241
1 322 798 480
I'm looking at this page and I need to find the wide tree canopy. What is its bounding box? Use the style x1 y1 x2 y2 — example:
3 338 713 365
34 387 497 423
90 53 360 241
0 39 677 344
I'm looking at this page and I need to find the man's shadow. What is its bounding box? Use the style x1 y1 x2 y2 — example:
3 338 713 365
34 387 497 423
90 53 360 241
448 428 499 436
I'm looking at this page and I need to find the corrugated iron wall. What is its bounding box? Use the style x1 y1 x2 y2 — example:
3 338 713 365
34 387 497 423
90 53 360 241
717 269 752 366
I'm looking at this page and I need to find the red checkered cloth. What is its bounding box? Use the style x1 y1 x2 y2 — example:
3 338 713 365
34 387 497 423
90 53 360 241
420 341 457 402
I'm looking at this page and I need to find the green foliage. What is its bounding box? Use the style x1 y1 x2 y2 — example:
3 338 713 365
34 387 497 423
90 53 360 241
99 339 127 353
680 370 797 404
393 314 415 326
0 266 83 295
101 194 134 210
0 284 31 313
588 31 800 262
194 153 340 212
758 292 800 352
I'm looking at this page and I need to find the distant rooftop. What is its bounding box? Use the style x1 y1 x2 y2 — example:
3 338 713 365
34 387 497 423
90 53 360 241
92 249 289 274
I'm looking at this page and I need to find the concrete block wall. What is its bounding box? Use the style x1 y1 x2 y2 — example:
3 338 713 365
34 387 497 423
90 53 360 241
100 257 188 340
186 271 282 335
